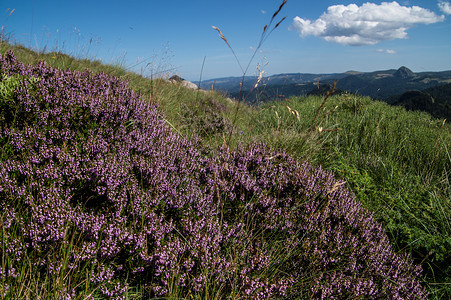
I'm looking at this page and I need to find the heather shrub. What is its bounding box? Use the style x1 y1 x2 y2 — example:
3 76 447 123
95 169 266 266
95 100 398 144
0 51 427 299
0 50 232 298
211 144 427 299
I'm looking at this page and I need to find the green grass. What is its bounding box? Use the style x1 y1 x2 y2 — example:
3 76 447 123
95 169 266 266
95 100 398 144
1 40 450 298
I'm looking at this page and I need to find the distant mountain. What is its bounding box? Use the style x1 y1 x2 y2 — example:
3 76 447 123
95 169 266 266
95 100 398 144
332 67 451 99
197 72 354 95
394 66 415 79
198 67 451 117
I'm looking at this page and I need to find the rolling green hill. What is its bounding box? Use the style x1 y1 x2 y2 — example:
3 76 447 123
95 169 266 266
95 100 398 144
387 83 451 119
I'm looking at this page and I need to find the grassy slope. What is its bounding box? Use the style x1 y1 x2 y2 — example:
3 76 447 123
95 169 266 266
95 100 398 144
1 41 450 298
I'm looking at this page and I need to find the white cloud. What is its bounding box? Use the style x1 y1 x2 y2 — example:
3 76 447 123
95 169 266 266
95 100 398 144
438 1 451 14
261 9 267 15
291 1 445 46
377 48 396 54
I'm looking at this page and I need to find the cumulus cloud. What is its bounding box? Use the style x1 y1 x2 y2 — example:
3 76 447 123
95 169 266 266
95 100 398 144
291 1 445 46
377 49 396 54
438 0 451 14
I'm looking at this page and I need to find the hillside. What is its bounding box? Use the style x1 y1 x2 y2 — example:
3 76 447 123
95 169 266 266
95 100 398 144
203 67 451 100
1 42 450 299
198 72 351 94
202 67 451 118
334 67 451 99
387 83 451 119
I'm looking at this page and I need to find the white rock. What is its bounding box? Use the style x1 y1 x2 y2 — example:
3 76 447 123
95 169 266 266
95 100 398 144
181 80 199 90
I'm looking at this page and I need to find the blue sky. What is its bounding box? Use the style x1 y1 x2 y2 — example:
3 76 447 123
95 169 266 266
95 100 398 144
1 0 451 81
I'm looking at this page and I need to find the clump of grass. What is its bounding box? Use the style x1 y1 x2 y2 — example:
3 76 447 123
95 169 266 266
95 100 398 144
179 96 233 139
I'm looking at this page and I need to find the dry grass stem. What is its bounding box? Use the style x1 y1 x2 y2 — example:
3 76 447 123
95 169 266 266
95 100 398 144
213 1 287 146
286 105 300 121
314 82 336 125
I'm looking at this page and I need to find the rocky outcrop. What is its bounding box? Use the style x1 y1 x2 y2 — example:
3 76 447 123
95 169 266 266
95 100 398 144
394 66 415 79
169 75 199 90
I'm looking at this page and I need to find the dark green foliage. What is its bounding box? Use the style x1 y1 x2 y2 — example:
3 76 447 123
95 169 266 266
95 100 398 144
306 83 345 97
389 84 451 119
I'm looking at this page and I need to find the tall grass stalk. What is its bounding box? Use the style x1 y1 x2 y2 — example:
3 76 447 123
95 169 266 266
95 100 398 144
213 0 287 146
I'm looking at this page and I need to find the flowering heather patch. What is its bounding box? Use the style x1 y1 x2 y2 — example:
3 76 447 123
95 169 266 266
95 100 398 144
211 145 427 299
0 51 427 299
